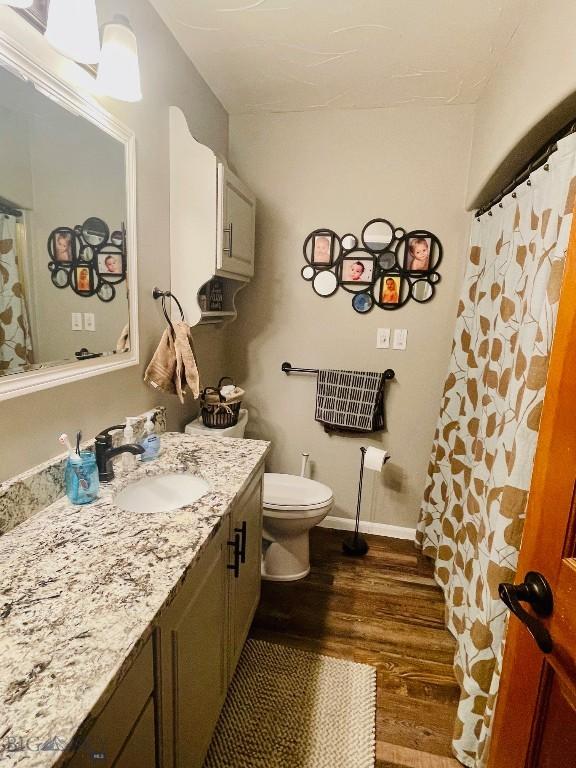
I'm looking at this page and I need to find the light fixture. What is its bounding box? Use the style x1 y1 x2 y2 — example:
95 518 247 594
0 1 34 7
97 15 142 103
45 0 101 65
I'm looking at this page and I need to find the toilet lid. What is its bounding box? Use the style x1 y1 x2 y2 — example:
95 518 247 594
263 473 333 511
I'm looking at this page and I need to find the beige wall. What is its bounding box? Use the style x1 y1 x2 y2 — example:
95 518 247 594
0 0 228 482
468 0 576 208
228 106 474 529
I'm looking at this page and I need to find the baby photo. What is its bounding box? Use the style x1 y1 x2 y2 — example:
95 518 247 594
97 249 123 276
312 234 334 265
52 229 75 263
380 275 402 304
341 257 374 284
404 236 431 271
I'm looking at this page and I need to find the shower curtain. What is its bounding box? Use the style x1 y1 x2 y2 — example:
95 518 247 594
0 214 33 371
416 131 576 768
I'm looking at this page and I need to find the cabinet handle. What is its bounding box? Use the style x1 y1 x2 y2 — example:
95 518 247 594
228 532 241 578
223 223 233 254
235 521 247 564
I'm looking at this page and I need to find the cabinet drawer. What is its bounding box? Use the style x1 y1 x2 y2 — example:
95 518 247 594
68 637 154 767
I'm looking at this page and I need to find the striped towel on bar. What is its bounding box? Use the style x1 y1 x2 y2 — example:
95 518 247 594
315 369 386 433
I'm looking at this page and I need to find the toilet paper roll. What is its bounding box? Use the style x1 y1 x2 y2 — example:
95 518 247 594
364 447 389 472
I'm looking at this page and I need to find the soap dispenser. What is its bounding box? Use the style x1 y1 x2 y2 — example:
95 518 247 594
140 411 161 462
122 417 139 472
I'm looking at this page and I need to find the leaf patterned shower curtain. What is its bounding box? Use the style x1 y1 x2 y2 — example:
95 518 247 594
416 131 576 768
0 214 33 372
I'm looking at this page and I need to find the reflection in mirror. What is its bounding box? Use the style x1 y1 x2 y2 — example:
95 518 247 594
313 270 338 297
413 280 434 302
0 61 129 378
362 219 394 251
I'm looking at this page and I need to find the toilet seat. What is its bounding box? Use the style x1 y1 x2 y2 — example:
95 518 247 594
263 473 334 517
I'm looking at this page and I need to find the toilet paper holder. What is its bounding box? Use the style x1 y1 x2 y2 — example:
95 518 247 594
343 446 390 557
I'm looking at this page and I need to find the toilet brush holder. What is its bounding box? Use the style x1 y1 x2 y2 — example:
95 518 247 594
343 447 369 557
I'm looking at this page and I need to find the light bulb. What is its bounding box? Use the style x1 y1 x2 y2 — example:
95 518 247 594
0 1 34 7
45 0 101 65
97 16 142 103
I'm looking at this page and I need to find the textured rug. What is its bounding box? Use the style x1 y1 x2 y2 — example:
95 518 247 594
204 639 376 768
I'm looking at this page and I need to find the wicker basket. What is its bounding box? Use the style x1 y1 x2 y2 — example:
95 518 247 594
200 378 242 429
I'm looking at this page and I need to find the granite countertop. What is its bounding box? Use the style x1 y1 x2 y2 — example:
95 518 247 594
0 432 270 767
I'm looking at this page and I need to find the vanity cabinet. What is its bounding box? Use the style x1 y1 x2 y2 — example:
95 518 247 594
66 468 264 768
67 637 156 768
169 106 256 327
158 468 264 768
228 472 263 676
157 522 229 768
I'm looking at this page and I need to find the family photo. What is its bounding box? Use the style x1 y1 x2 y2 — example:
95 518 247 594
404 236 431 271
341 257 374 284
380 275 401 304
312 233 334 265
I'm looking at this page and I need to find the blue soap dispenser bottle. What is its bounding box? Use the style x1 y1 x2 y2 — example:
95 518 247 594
140 411 160 462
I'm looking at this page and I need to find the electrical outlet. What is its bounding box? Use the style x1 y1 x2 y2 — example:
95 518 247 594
71 313 82 331
393 328 408 350
84 313 95 332
376 328 390 349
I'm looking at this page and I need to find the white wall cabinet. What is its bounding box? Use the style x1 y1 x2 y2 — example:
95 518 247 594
169 107 256 326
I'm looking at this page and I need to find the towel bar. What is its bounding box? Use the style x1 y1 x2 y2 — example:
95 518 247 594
281 362 395 380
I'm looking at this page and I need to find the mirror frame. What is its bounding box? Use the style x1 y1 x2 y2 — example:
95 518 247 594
0 10 139 402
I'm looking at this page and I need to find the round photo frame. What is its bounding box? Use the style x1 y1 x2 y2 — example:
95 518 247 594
337 248 376 294
397 230 443 274
303 229 342 270
82 217 110 247
352 292 374 314
97 281 116 303
47 227 78 265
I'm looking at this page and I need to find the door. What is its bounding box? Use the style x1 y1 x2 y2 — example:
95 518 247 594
488 217 576 767
158 524 228 768
228 474 263 678
216 163 256 279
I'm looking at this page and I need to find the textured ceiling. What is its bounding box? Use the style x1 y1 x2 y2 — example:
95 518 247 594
149 0 534 114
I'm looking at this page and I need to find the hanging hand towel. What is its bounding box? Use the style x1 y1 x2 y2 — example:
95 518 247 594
315 369 386 433
144 322 200 403
173 321 200 402
144 328 178 396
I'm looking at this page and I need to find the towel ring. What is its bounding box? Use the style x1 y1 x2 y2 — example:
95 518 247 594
153 287 185 336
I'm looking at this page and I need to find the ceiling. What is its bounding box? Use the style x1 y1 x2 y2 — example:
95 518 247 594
149 0 534 115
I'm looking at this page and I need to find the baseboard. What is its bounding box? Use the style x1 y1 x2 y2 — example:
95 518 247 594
319 515 416 541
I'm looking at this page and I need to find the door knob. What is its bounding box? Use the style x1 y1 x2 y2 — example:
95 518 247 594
498 571 553 653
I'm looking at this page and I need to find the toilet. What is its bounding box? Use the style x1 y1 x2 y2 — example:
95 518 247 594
185 410 334 581
261 473 333 581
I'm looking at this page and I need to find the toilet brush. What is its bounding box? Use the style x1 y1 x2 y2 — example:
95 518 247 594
343 446 390 557
343 447 369 556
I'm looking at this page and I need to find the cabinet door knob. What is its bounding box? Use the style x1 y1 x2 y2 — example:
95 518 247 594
227 532 241 578
235 521 247 564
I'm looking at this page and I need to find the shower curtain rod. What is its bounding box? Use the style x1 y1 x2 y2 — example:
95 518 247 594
0 201 22 218
476 117 576 218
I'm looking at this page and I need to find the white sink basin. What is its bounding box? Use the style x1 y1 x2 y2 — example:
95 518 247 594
114 473 210 514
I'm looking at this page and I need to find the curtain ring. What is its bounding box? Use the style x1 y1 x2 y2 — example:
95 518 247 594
512 192 517 198
499 202 503 208
544 163 550 171
527 179 532 186
488 210 493 216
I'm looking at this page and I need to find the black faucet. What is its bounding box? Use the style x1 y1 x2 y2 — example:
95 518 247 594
95 424 145 482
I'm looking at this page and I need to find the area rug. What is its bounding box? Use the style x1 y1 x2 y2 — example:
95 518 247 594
204 639 376 768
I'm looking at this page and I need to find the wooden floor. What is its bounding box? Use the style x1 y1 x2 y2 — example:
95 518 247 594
250 527 461 768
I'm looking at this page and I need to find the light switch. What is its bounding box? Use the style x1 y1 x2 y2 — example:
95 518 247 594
71 313 82 331
84 313 95 332
393 329 408 350
376 328 390 349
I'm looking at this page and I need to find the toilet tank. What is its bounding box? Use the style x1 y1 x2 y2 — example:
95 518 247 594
185 408 248 438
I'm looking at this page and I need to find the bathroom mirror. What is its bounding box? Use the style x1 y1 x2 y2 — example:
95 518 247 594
0 23 138 401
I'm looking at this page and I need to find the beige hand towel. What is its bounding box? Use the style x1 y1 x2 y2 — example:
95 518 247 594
173 321 200 402
116 323 130 353
144 322 200 404
144 328 178 396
